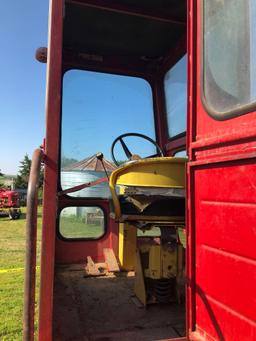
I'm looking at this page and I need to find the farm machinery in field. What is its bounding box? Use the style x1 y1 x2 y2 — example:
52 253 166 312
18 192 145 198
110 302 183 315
0 188 21 219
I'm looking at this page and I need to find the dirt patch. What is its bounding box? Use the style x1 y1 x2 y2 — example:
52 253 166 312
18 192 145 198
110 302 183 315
53 266 185 341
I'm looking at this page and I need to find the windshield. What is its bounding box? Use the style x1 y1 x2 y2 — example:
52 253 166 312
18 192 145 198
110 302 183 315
61 70 156 198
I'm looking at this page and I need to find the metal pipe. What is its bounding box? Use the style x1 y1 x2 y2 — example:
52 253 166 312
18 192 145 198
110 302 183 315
23 148 43 341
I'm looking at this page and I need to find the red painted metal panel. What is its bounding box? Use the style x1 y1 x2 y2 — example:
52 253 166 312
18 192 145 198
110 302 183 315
55 215 118 264
194 163 256 341
38 0 64 340
188 162 256 341
193 3 256 155
187 1 256 340
186 1 197 338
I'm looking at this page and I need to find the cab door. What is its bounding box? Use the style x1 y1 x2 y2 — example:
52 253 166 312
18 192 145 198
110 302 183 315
57 69 157 264
187 1 256 340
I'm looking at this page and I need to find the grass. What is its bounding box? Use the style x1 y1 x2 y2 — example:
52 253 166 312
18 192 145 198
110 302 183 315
0 209 102 340
0 174 15 187
0 206 175 340
60 214 104 238
0 207 42 340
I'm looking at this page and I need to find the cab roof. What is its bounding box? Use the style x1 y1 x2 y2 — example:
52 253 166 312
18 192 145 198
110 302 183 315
63 0 186 65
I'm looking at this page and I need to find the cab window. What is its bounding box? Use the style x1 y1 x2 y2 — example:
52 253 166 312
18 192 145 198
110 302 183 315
164 55 187 138
174 150 187 157
59 206 105 240
203 0 256 118
61 70 156 198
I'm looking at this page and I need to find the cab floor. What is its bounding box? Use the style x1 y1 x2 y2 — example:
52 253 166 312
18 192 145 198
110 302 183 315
53 265 186 341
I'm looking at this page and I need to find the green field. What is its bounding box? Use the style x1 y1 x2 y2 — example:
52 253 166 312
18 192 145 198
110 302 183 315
0 206 167 340
0 174 15 187
0 208 42 340
0 208 104 340
60 214 104 238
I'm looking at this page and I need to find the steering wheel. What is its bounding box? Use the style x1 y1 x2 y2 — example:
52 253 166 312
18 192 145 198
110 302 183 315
111 133 164 166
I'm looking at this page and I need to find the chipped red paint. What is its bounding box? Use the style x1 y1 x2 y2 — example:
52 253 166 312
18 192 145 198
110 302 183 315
186 1 256 341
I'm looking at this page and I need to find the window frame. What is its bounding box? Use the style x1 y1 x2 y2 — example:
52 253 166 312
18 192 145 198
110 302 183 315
59 67 158 199
163 54 187 139
57 205 107 241
200 0 256 121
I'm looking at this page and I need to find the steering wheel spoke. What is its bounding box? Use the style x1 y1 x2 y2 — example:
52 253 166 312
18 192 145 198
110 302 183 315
119 138 133 159
111 133 164 166
146 153 160 159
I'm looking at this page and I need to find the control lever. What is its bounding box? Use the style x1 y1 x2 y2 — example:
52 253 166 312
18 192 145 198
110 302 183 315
96 152 109 180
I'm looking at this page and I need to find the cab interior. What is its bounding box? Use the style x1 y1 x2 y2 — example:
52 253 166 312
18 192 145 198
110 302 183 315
54 1 187 340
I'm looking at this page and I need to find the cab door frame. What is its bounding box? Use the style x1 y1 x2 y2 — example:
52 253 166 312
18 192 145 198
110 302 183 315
38 1 64 340
187 1 256 340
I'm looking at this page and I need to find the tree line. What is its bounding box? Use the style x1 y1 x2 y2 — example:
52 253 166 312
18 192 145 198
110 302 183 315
14 154 44 189
13 154 78 189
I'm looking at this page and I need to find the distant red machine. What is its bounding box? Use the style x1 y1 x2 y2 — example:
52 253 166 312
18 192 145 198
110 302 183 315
0 188 21 219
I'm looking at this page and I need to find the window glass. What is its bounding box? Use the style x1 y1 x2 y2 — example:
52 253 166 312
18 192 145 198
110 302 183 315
174 150 187 157
203 0 256 116
61 70 155 198
137 226 161 237
164 55 187 137
59 206 105 239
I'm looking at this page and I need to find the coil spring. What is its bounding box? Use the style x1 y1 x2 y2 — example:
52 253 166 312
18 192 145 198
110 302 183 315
154 278 174 303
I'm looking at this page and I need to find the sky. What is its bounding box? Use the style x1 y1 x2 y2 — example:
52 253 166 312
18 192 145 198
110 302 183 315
0 1 187 175
0 1 49 175
62 70 156 164
61 61 187 166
